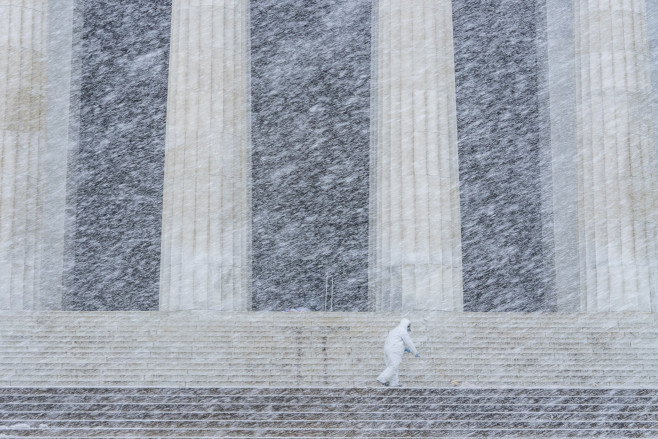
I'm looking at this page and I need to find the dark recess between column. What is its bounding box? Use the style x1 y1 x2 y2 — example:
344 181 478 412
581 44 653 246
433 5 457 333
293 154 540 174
452 0 554 311
250 0 371 311
64 0 172 310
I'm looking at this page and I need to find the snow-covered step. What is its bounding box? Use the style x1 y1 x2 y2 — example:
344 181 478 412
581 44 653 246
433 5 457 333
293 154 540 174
0 388 656 438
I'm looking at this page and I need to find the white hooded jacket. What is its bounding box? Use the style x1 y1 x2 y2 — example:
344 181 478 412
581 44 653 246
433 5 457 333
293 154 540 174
384 318 418 358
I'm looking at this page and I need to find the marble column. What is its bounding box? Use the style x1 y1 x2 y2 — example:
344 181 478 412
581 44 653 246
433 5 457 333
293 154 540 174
649 0 658 181
0 0 48 310
546 0 580 311
371 0 463 311
160 0 250 311
37 0 75 311
575 0 658 311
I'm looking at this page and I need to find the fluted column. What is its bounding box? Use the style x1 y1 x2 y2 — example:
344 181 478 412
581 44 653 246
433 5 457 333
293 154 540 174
575 0 658 311
372 0 463 311
547 0 580 311
160 0 250 311
649 0 658 171
0 0 47 310
37 0 75 311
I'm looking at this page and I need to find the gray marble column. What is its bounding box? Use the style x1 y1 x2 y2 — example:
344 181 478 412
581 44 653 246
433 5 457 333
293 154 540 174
575 0 658 311
160 0 250 311
371 0 463 311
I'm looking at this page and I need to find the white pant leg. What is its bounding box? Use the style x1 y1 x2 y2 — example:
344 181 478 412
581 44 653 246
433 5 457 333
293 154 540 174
390 369 399 387
377 349 402 384
377 366 397 383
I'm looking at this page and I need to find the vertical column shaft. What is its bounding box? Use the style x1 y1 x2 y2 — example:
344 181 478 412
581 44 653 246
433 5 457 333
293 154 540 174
0 0 47 310
649 0 658 205
160 0 250 310
547 0 580 311
575 0 658 311
38 0 75 310
372 0 462 311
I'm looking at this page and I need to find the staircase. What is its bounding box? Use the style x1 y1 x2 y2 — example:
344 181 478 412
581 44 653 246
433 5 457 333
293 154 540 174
1 311 658 437
1 311 657 387
0 387 657 438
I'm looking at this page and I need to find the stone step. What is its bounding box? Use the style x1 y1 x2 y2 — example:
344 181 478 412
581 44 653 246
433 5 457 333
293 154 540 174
5 405 657 414
2 356 656 364
3 312 658 388
4 409 658 420
3 393 657 404
39 322 645 328
1 364 655 374
5 382 655 389
3 340 652 347
4 428 657 438
7 337 642 346
5 380 658 389
2 419 658 430
3 415 658 427
5 328 644 339
0 388 657 438
2 387 656 395
5 331 654 341
4 377 656 388
3 350 655 358
3 363 655 373
3 351 653 359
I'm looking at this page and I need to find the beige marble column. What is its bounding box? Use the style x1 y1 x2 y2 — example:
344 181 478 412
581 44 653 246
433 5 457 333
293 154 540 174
371 0 463 311
160 0 250 311
0 0 48 310
575 0 658 311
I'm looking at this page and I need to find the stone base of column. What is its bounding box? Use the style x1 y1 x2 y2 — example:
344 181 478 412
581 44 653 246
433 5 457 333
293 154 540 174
373 265 462 312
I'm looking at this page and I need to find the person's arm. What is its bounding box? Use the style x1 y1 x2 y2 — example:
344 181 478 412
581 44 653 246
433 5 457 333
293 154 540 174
400 331 418 356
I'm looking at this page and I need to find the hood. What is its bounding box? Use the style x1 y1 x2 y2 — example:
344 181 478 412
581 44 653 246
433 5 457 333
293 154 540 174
399 318 411 329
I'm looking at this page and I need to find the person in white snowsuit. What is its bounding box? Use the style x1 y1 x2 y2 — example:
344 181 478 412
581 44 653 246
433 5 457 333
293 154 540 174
376 318 419 387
